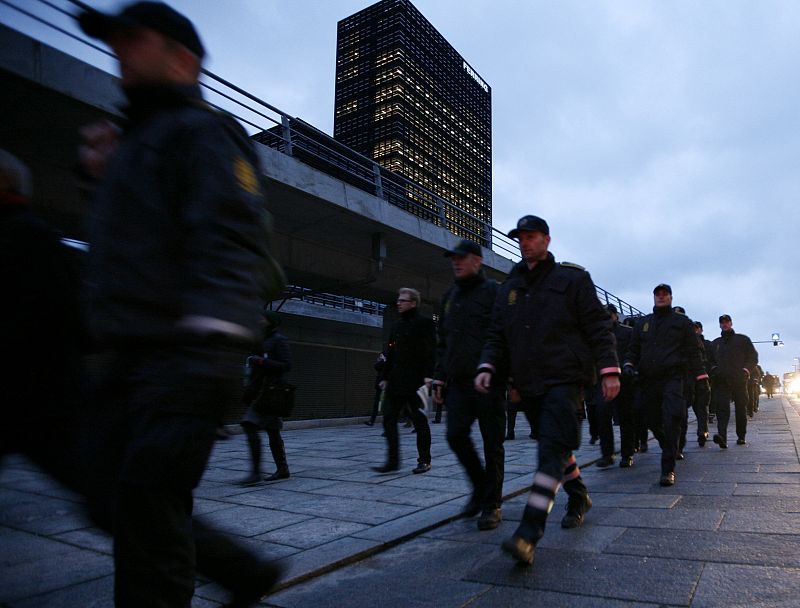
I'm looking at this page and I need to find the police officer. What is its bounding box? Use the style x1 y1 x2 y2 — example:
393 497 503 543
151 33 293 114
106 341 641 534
475 215 620 566
240 310 293 484
681 319 712 449
76 2 282 605
623 285 708 487
595 304 636 468
707 314 758 447
373 287 436 474
432 239 504 530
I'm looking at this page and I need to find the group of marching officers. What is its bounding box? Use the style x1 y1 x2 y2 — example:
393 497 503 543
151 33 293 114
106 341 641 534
374 214 762 567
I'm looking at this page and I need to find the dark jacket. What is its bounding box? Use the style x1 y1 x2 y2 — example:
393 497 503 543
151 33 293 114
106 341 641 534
434 271 498 384
707 329 758 385
243 328 292 404
624 307 706 380
86 84 273 347
479 253 620 395
382 308 436 397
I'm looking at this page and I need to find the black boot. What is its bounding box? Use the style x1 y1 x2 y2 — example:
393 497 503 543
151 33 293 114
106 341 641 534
501 505 544 565
265 429 290 481
561 478 592 528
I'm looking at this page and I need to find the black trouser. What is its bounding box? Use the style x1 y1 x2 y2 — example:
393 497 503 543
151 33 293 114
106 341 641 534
382 393 431 465
712 379 749 442
632 386 648 447
586 399 599 440
242 423 288 474
596 382 636 459
445 383 506 509
517 384 585 537
369 388 381 424
641 375 685 475
82 344 266 607
680 376 709 449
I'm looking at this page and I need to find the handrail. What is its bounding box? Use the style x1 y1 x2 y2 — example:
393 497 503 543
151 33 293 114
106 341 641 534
14 0 641 315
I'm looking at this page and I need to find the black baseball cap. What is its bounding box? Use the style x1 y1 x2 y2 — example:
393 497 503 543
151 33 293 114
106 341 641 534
719 314 732 323
507 215 549 239
78 1 206 59
604 304 618 314
444 239 482 257
674 306 686 314
653 283 672 295
694 321 703 330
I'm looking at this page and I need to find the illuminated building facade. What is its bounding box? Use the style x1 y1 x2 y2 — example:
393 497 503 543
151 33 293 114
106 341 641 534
334 0 492 244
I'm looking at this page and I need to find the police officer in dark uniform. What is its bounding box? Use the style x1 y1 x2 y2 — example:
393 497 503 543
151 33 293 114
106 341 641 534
623 285 708 487
373 287 436 474
475 215 620 566
76 3 282 605
707 314 758 447
239 310 292 484
595 304 636 468
432 239 504 530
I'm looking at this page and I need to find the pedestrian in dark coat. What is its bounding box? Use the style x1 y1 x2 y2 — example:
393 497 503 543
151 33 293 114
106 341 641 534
372 287 436 474
624 285 708 486
74 3 283 604
433 240 504 530
475 215 620 566
240 310 293 484
707 314 758 446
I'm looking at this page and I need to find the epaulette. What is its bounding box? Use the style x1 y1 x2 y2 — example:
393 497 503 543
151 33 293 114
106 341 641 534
559 261 585 271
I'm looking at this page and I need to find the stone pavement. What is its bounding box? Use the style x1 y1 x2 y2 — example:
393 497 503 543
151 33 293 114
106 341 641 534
3 395 800 607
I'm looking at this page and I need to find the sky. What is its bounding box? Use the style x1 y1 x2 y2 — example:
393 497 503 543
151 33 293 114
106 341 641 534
2 0 799 377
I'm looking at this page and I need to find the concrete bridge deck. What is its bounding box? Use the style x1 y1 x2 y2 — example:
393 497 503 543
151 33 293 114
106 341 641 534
3 394 800 607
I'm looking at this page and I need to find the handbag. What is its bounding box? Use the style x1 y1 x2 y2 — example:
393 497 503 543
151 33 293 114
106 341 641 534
254 381 296 417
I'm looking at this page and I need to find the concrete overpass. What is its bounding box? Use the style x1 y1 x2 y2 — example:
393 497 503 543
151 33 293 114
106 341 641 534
0 24 514 309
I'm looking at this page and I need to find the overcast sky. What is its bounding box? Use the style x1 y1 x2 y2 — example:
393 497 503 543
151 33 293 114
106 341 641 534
3 0 799 376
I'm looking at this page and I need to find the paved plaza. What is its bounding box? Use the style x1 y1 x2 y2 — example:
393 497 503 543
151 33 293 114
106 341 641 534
3 395 800 607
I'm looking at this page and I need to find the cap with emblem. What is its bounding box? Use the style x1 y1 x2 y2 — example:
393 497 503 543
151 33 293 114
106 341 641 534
507 215 549 239
443 239 482 257
77 1 205 59
653 283 672 295
674 306 686 314
719 314 732 323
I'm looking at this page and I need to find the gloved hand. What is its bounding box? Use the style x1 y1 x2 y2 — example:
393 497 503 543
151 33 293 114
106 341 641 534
622 365 636 378
696 378 710 393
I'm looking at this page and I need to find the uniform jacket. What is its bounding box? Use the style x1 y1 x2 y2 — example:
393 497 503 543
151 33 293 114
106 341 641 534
479 253 620 395
624 307 706 379
87 84 273 346
382 308 436 397
434 270 498 384
707 329 758 385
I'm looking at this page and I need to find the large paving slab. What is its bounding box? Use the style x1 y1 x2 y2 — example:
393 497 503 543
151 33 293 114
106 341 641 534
4 395 800 606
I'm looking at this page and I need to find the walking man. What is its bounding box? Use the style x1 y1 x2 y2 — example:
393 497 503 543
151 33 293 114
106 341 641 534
433 239 504 530
373 287 436 474
623 285 708 486
475 215 620 566
76 2 283 604
707 314 758 447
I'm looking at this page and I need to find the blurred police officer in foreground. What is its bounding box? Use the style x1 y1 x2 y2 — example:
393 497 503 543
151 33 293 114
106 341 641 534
623 285 708 487
433 239 504 530
76 2 281 605
707 314 758 447
594 304 636 469
475 215 620 566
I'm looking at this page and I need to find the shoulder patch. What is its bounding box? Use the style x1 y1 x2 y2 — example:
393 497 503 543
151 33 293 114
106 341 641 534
233 156 261 195
559 261 586 271
508 289 518 306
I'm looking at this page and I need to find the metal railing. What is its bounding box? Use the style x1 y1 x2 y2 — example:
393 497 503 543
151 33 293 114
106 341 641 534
12 0 642 316
279 285 387 317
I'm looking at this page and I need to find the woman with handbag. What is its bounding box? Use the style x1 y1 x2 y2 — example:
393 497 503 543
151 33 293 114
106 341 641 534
238 309 293 485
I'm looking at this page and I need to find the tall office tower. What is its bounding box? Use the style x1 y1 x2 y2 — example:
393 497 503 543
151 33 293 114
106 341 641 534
334 0 492 244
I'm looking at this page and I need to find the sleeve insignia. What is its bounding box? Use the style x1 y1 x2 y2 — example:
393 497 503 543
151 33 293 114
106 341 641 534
643 322 649 333
508 289 518 306
233 156 261 195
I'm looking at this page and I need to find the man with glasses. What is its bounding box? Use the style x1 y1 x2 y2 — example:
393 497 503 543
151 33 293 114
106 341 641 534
373 288 436 474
